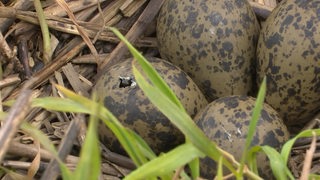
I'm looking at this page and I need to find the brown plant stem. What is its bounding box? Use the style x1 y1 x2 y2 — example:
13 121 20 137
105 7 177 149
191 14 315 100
0 87 32 162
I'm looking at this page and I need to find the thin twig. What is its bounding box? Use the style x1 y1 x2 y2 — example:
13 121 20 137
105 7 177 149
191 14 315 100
98 0 165 75
55 0 100 63
8 141 79 165
0 74 21 89
302 112 320 131
0 7 156 47
41 115 83 180
17 36 32 77
0 0 33 33
0 31 15 61
0 88 33 162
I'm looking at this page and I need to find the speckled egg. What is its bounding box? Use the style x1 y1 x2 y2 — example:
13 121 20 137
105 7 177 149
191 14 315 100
94 57 208 154
256 0 320 127
194 95 290 178
157 0 260 102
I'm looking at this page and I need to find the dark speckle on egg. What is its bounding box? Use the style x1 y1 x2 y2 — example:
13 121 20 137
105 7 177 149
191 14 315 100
194 95 290 179
94 57 208 155
263 131 280 147
264 33 283 49
157 0 260 102
171 71 189 89
257 0 320 127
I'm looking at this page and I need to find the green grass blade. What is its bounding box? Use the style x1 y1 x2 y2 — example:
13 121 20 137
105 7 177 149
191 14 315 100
110 26 239 175
188 158 200 179
281 129 320 164
52 85 153 167
124 143 204 180
34 0 51 63
216 156 224 180
238 77 266 176
33 86 148 166
74 97 101 180
21 123 59 160
179 173 191 180
309 174 320 179
21 123 73 179
109 27 185 111
111 26 209 178
0 112 7 121
129 130 157 160
0 167 28 179
100 119 148 166
2 99 14 107
262 146 293 180
132 64 235 172
247 146 260 174
32 97 91 114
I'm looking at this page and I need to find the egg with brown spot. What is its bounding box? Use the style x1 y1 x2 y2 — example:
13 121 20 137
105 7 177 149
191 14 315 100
157 0 260 102
94 57 208 154
256 0 320 127
193 95 290 179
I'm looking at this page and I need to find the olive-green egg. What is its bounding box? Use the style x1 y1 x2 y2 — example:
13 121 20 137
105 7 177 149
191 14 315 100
256 0 320 127
194 95 289 179
94 57 208 154
157 0 260 102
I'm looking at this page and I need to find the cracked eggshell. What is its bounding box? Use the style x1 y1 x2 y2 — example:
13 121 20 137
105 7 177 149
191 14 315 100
193 95 289 179
256 0 320 126
157 0 260 102
94 57 208 154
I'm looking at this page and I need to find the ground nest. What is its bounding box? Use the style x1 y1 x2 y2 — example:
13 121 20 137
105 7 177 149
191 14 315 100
0 0 319 179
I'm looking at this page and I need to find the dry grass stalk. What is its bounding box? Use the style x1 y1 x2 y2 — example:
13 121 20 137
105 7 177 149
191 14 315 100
120 0 148 17
99 0 165 72
0 88 33 162
300 131 317 180
0 31 15 61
